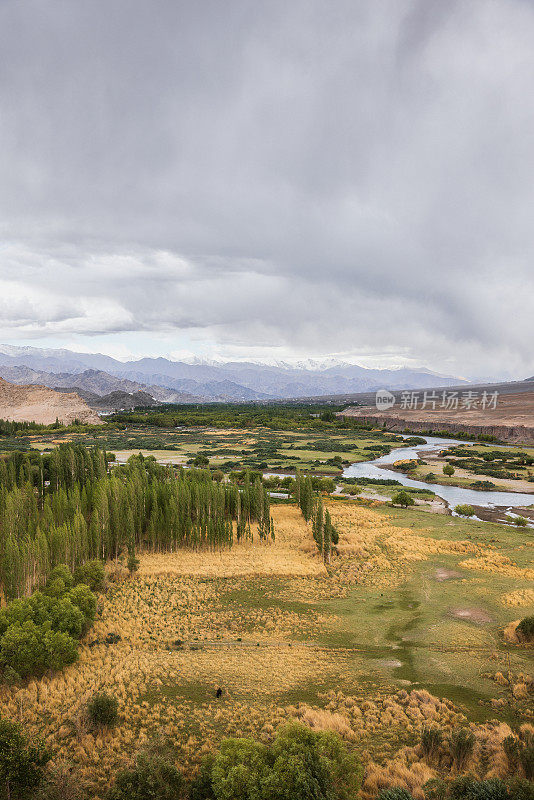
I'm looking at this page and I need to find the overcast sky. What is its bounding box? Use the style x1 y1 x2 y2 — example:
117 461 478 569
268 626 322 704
0 0 533 378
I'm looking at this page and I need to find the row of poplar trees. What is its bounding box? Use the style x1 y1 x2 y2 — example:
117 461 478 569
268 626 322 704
294 471 336 564
0 444 273 600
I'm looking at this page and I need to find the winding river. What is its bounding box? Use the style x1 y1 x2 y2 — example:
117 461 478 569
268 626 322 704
342 436 534 509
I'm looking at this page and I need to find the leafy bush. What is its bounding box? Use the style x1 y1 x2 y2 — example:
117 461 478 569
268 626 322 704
87 692 119 729
391 491 415 508
448 776 510 800
0 620 78 678
424 776 534 800
73 560 106 592
0 622 47 678
378 789 414 800
421 726 443 761
108 752 184 800
42 629 79 671
0 715 49 799
67 584 97 628
48 596 86 638
520 743 534 781
455 505 475 517
127 553 140 575
503 735 521 772
190 722 361 800
45 564 74 591
505 778 534 800
0 566 98 681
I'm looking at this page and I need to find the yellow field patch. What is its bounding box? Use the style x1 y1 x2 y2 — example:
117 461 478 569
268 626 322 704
326 502 481 587
502 588 534 607
459 553 534 581
137 505 325 578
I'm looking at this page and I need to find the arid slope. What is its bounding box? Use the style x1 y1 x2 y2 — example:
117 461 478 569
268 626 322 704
0 377 102 425
339 391 534 444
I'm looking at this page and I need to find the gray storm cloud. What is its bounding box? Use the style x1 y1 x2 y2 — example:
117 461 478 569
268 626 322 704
0 0 533 378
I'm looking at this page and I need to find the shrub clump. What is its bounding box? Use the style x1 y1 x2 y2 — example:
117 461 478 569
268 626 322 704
420 726 443 762
391 491 415 508
0 715 49 799
87 692 119 730
455 504 475 517
448 728 476 771
378 789 415 800
73 560 106 592
108 752 184 800
516 616 534 643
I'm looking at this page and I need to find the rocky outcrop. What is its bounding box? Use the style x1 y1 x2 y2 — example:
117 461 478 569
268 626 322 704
0 378 102 426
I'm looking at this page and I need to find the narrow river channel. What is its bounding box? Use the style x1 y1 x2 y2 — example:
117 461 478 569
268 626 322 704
342 436 534 509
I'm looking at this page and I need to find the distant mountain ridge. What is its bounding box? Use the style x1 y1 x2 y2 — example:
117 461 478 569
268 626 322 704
53 387 162 413
0 345 470 401
0 366 204 406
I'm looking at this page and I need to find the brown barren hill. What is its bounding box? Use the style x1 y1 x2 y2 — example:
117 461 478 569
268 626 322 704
339 391 534 444
0 377 102 426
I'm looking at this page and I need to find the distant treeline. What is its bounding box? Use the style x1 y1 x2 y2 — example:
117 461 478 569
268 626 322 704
109 403 381 432
0 417 106 436
0 444 273 600
0 419 58 435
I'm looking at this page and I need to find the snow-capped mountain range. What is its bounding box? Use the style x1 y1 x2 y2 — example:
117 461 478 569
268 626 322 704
0 344 469 402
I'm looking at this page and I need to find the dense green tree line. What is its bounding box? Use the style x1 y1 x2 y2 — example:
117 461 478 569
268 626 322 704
0 445 273 600
109 403 379 433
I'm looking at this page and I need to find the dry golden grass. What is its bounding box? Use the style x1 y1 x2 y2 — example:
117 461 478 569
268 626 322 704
362 757 436 800
459 553 534 581
502 588 534 607
0 507 333 795
0 600 352 795
137 505 326 578
325 502 481 589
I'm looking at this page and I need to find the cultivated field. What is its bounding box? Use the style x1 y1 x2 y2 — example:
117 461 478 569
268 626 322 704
1 501 532 799
23 424 410 475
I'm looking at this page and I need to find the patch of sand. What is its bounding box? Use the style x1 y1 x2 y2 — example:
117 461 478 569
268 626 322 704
434 567 463 582
450 607 492 624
